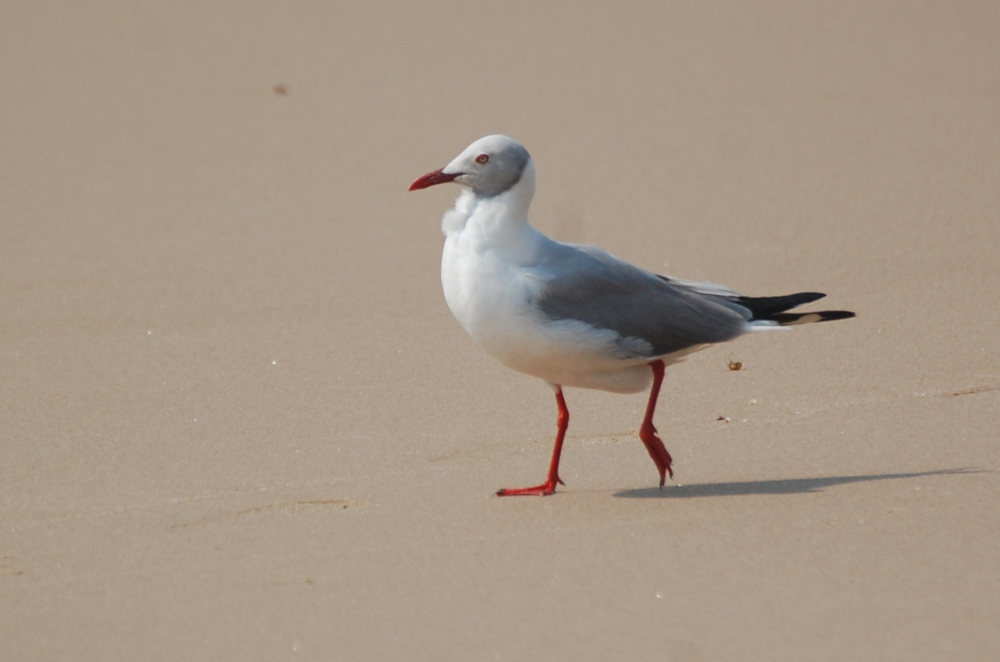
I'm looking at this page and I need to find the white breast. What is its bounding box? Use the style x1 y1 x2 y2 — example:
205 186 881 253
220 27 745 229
441 219 655 393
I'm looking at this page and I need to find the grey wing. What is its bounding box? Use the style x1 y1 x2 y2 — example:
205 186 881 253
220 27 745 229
530 242 751 358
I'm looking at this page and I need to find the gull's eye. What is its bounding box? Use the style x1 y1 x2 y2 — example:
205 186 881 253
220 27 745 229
475 153 489 165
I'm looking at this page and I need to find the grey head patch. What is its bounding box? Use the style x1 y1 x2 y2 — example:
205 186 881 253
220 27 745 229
468 138 531 198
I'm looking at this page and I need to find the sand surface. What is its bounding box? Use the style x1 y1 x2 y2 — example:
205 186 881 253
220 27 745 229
3 2 998 660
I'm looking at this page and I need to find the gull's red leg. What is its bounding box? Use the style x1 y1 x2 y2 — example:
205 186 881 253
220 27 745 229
496 386 569 496
638 360 674 487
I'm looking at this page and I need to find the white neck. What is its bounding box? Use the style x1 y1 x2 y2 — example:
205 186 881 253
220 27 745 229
441 160 536 241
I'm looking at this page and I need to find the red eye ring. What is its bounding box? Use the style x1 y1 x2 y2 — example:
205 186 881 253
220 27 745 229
475 153 489 164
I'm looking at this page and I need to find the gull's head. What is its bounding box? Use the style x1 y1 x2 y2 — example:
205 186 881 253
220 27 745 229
409 134 532 198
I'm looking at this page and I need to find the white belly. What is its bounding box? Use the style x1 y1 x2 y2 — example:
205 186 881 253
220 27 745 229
441 233 659 394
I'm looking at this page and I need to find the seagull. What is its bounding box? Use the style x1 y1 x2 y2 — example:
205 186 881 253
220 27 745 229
409 134 854 496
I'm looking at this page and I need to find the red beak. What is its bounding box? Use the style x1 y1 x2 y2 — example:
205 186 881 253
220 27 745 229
409 168 459 191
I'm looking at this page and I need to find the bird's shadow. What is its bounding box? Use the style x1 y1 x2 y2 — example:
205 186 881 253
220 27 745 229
613 468 980 499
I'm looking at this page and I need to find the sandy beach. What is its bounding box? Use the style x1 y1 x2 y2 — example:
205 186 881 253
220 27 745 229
3 2 998 659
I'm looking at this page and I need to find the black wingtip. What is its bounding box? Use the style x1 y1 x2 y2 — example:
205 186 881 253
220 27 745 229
736 291 827 319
